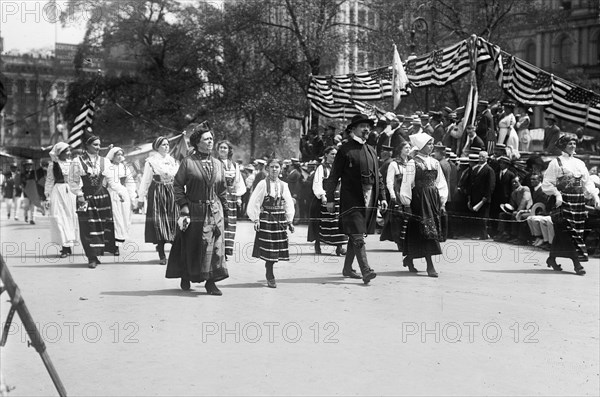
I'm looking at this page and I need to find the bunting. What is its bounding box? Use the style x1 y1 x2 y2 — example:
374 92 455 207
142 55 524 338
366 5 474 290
68 100 95 149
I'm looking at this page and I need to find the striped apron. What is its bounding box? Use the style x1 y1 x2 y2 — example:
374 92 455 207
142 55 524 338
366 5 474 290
252 179 289 262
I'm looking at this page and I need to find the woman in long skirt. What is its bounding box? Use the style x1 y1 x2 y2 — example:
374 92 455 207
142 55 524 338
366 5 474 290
542 135 600 275
248 158 295 288
165 124 229 295
45 142 78 258
106 147 138 256
309 146 347 256
69 135 122 268
216 140 247 259
137 136 179 265
400 133 448 277
381 141 411 257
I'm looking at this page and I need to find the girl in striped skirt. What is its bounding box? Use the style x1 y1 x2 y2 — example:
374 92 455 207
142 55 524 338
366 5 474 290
69 136 123 268
309 146 347 255
216 140 247 259
542 135 600 276
248 158 295 288
137 137 179 265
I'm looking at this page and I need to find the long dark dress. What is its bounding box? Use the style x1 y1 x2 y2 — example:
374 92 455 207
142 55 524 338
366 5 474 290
165 153 229 283
404 158 444 258
308 164 347 246
380 161 408 247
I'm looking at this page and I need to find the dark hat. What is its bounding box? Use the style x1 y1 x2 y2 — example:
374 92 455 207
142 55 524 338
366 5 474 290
347 114 374 129
433 142 446 152
442 106 453 115
381 145 393 152
498 155 511 163
502 100 516 108
556 134 577 151
544 114 557 121
430 111 443 121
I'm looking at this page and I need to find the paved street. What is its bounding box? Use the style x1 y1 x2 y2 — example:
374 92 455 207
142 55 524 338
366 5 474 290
0 208 598 396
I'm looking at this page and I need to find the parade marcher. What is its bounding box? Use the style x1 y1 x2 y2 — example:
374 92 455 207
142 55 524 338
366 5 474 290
248 158 295 288
2 163 21 220
325 114 387 284
166 124 229 294
106 147 137 256
381 140 411 252
497 101 516 145
216 140 247 259
44 142 78 258
541 135 600 275
400 132 448 277
137 136 179 265
309 146 347 256
543 114 561 154
20 159 43 224
69 135 122 268
465 151 496 240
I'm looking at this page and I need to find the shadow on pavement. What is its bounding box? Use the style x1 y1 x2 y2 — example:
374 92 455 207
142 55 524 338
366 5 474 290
481 268 573 275
101 289 204 297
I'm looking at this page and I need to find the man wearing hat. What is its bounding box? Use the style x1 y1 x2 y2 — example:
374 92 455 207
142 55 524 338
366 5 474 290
421 114 434 136
490 155 516 232
476 100 494 147
407 115 423 136
2 162 22 220
20 159 43 224
543 114 560 154
325 113 387 284
465 151 496 240
460 124 485 156
430 112 445 143
432 143 457 238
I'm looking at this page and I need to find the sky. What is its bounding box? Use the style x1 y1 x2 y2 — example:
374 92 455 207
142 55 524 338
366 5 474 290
1 1 88 52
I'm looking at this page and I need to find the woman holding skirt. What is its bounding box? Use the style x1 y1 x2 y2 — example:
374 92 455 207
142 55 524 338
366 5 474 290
45 142 78 258
309 146 347 256
381 141 411 257
137 136 179 265
248 158 295 288
216 140 246 259
106 147 138 256
400 132 448 277
69 135 122 268
542 135 600 275
166 124 229 295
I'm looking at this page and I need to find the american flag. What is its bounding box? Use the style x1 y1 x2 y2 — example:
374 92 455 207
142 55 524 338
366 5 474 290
307 67 409 119
493 55 553 106
546 78 600 131
68 100 95 149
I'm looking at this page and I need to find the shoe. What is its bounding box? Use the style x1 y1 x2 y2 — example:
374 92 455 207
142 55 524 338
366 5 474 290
427 269 439 278
29 220 35 225
60 249 68 258
342 269 362 279
180 279 191 291
159 257 167 265
114 247 120 256
205 282 223 295
88 258 98 269
574 266 586 276
533 238 544 247
266 278 277 288
475 234 490 241
362 270 376 284
403 257 418 273
546 257 562 271
7 212 10 219
335 246 347 256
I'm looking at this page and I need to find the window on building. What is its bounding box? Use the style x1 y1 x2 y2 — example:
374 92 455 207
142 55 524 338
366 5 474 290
358 9 366 25
559 36 572 64
524 42 536 64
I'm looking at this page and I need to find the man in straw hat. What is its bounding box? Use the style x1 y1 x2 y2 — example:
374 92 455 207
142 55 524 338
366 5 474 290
325 114 387 284
465 151 496 240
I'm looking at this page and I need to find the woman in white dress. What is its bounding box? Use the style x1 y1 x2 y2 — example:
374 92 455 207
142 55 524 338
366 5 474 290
45 142 78 258
106 147 138 256
497 102 516 145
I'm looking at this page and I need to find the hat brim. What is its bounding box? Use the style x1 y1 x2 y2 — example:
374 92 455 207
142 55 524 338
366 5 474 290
347 119 374 129
500 204 515 214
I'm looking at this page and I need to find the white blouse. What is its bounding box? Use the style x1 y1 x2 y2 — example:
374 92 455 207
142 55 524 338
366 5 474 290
106 162 138 202
137 152 179 199
247 178 295 223
399 154 448 207
542 153 600 201
68 155 121 197
222 160 247 197
386 160 406 200
312 164 331 199
498 113 516 130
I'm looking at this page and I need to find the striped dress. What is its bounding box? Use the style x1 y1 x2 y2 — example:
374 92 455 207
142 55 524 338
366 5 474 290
221 160 247 256
68 154 117 258
248 178 295 262
312 164 347 246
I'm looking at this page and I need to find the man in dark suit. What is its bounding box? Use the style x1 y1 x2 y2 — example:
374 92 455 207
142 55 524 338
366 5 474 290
475 100 494 147
490 155 516 235
466 151 496 240
325 114 388 284
460 125 485 156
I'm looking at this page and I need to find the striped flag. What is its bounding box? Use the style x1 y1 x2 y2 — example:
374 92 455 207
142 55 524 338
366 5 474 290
494 56 553 106
68 100 95 149
547 78 600 131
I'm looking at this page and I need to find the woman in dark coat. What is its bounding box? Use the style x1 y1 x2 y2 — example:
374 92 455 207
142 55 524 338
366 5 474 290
400 132 449 277
166 123 229 294
542 135 600 275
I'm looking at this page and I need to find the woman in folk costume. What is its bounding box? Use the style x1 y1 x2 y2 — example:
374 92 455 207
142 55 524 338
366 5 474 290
542 135 600 276
137 136 179 265
216 140 247 259
308 146 347 256
400 132 449 277
166 124 229 295
69 135 122 268
248 158 295 288
381 140 411 254
106 147 138 256
44 142 78 258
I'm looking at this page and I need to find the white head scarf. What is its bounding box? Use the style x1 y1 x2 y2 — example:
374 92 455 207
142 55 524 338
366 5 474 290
409 132 433 151
49 142 69 162
106 146 123 162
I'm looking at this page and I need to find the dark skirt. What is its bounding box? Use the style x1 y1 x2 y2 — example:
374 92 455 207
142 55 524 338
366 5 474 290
550 191 588 261
404 185 443 258
307 196 321 242
319 198 347 246
166 201 229 283
224 192 238 256
380 207 408 247
145 180 178 243
77 187 115 258
252 205 289 262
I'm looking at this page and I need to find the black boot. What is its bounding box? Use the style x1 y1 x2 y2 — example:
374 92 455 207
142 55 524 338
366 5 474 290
403 255 418 272
572 256 586 276
156 242 166 265
265 261 276 288
353 239 376 284
546 256 562 271
314 240 322 255
205 280 223 295
180 278 190 291
341 241 361 279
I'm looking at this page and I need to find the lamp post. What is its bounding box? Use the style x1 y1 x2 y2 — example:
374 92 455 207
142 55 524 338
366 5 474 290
409 16 430 111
